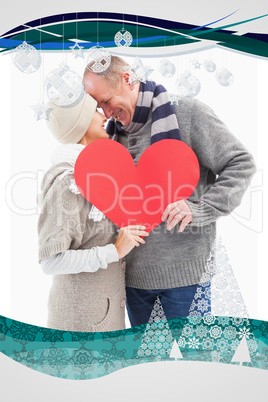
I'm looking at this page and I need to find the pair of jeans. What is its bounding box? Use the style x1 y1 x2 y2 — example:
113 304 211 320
126 283 211 327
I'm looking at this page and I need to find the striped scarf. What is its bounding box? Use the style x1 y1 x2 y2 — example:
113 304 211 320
106 80 181 143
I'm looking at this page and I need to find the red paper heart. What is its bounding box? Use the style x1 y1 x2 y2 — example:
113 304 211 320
74 139 199 232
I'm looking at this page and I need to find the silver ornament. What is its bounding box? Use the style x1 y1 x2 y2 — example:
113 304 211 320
177 71 201 98
216 68 234 87
158 58 176 78
12 41 41 74
86 44 111 73
203 59 216 73
45 63 85 108
114 29 133 47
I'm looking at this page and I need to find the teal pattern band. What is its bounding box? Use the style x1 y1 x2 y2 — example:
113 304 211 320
0 315 268 380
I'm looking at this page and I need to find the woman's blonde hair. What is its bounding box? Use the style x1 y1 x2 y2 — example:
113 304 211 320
83 55 130 89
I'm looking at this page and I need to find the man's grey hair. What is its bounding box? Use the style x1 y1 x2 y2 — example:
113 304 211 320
83 55 130 89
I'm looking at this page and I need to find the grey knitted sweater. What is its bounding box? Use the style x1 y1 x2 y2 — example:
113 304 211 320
116 97 256 289
38 160 126 332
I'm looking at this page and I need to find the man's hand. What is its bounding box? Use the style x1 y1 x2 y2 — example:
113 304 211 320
161 200 193 232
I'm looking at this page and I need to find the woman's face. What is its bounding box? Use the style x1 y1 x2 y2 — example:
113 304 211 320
82 110 108 144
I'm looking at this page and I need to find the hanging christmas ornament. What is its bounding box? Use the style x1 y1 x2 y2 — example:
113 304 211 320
157 58 176 78
124 57 154 84
114 28 133 47
191 59 201 69
86 44 111 73
216 68 234 87
69 41 84 59
31 101 53 121
12 41 41 74
203 59 216 72
177 71 201 98
45 63 85 108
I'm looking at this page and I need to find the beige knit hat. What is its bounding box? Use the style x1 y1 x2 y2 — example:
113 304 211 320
46 93 97 144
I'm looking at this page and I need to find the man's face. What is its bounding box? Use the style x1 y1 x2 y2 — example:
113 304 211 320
83 72 138 126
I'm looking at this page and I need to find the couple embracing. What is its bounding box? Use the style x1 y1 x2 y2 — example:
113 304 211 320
38 55 255 332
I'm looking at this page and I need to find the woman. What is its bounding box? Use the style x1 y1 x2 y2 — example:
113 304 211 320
38 93 148 332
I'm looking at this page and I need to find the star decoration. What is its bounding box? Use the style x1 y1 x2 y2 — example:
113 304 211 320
124 57 154 84
169 94 183 106
31 101 53 121
69 42 84 59
192 59 201 69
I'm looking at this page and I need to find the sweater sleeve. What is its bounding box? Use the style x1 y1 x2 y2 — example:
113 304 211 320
41 244 119 275
183 99 256 226
38 173 94 262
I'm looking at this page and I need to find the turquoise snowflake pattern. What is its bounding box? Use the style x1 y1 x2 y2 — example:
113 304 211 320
10 321 38 343
40 328 65 344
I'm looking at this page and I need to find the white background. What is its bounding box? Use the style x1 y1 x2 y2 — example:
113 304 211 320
1 0 268 400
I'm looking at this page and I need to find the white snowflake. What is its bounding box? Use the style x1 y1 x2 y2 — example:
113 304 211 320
187 336 201 349
209 325 222 339
203 316 216 326
238 327 252 340
196 299 210 313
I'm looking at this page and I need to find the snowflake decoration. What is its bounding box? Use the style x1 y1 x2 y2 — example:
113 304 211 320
191 59 201 69
238 327 252 340
202 337 213 350
124 57 154 84
182 324 193 338
31 101 53 121
216 338 228 352
114 29 133 47
223 325 238 341
69 42 84 59
187 336 201 349
195 324 208 339
86 44 111 73
209 325 222 339
45 63 85 108
157 58 176 78
211 350 222 362
12 41 41 74
203 315 216 326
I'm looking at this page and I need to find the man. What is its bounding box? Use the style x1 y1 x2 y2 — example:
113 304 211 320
83 55 256 327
